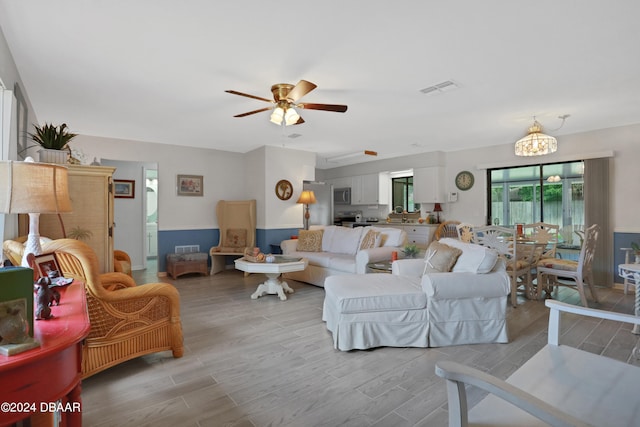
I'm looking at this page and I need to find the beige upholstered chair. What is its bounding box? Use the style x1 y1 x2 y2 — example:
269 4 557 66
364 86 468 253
434 220 461 241
42 239 183 378
209 199 257 275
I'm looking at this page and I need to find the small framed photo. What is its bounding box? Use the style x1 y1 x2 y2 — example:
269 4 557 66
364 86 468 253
177 174 203 196
114 179 135 198
33 253 62 279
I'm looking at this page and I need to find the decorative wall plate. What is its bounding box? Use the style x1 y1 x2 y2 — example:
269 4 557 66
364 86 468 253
455 171 475 191
275 179 293 200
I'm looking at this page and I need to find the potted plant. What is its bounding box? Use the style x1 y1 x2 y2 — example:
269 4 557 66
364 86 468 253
28 123 77 164
402 243 420 258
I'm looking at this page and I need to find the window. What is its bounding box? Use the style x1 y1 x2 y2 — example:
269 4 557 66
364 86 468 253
391 176 416 212
488 161 584 244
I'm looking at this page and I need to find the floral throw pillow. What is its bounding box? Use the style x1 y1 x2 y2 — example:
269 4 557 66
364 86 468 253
297 230 324 252
359 229 381 250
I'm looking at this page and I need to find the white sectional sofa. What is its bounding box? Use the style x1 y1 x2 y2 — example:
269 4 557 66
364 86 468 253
322 238 511 350
281 225 407 287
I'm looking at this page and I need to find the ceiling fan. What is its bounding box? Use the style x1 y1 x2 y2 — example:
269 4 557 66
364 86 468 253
226 80 348 126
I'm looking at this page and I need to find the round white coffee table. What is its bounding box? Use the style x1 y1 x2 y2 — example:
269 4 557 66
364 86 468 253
234 256 308 301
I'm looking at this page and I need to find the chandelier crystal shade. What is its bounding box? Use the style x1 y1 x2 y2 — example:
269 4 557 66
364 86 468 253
514 120 558 156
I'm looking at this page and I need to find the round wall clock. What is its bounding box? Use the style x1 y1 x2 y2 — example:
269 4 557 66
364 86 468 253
455 171 475 191
275 179 293 200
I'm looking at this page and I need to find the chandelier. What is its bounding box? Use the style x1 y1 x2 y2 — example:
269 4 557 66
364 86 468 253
514 119 557 156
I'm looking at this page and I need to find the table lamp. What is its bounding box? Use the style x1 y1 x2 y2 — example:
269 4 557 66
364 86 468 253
433 203 443 224
0 158 72 266
296 190 317 230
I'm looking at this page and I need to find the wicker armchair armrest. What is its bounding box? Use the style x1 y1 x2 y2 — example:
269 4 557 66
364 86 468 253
99 272 137 290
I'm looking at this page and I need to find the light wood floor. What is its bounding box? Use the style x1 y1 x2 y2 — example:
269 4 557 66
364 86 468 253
81 267 640 427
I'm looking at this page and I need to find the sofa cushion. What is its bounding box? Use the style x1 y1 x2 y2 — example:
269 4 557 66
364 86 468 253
439 238 499 274
328 254 358 273
329 226 363 255
372 226 404 247
310 225 336 252
359 228 381 251
423 241 462 273
325 274 426 313
297 229 324 252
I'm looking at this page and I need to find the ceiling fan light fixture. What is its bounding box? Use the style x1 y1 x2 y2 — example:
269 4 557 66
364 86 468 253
270 107 285 125
514 119 558 156
284 107 300 126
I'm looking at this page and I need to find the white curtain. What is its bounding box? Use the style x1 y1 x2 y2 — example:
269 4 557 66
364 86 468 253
584 157 612 287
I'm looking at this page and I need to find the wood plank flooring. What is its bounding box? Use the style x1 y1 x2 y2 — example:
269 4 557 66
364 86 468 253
81 267 640 426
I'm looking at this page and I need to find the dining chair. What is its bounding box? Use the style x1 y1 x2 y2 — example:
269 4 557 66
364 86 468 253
537 224 599 307
456 222 475 243
434 220 461 241
524 222 560 295
473 225 536 307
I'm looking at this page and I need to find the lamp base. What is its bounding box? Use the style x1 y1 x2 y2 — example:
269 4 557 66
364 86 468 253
21 213 43 267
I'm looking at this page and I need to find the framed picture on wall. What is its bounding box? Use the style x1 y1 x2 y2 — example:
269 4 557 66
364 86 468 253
177 174 203 196
114 179 135 198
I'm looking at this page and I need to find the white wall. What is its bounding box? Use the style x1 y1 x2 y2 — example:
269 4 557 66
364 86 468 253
72 135 246 231
322 123 640 233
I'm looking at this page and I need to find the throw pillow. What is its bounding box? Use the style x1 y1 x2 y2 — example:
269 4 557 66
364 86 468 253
423 241 463 273
439 238 500 274
296 229 324 252
359 229 381 250
226 228 247 248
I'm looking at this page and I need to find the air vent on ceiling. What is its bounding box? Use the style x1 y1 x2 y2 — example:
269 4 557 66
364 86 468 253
420 80 460 96
288 133 302 139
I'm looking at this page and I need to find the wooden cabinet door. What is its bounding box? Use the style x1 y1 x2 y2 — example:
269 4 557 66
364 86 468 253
21 165 115 273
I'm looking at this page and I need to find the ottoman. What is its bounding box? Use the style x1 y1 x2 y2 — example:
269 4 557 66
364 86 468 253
322 274 428 351
166 253 209 279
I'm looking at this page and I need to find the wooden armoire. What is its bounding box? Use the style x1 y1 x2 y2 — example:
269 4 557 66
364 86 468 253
20 164 116 273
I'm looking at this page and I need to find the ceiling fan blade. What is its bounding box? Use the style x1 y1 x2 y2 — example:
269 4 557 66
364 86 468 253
298 103 348 113
285 80 317 102
233 107 272 117
225 90 274 103
294 116 305 125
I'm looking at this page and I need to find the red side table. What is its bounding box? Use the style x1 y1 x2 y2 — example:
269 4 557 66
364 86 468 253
0 281 90 427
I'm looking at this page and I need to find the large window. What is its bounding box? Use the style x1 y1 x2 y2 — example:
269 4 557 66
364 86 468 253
391 176 415 212
489 161 584 244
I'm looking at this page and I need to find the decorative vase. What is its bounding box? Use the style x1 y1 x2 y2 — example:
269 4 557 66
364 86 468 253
38 148 68 164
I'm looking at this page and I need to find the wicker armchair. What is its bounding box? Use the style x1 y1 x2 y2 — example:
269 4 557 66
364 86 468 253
42 239 183 378
113 249 133 276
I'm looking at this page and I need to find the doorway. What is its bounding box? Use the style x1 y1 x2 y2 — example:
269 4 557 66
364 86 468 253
101 159 158 273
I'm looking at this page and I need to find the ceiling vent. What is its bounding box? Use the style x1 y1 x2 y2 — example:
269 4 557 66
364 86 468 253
288 133 302 139
420 80 460 96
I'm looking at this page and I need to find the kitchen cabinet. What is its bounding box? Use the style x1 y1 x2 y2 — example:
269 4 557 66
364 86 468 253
413 166 446 203
376 223 437 248
20 164 115 273
351 173 389 205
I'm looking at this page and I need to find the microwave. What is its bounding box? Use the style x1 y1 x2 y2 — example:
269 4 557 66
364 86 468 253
334 187 351 205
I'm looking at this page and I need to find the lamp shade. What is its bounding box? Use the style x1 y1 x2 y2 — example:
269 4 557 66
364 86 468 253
433 203 443 212
284 108 300 126
514 121 558 156
0 160 72 214
296 190 317 205
270 107 285 125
